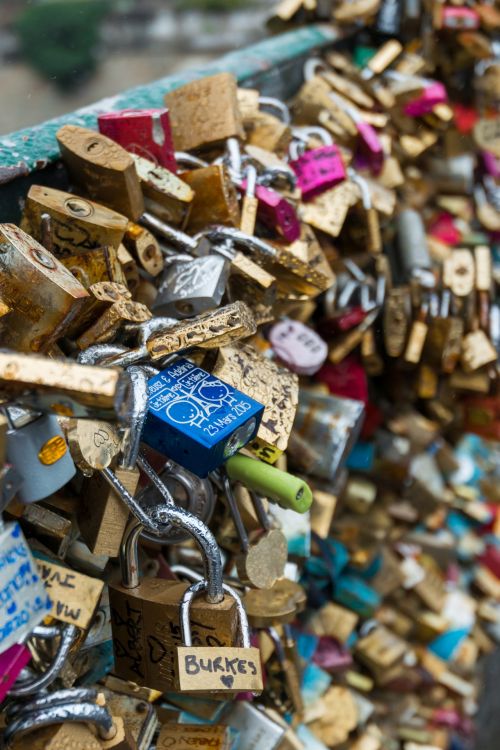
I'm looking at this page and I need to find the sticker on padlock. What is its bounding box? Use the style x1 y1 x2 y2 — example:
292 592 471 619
5 407 76 503
176 579 263 694
142 358 264 477
0 522 52 654
269 319 328 375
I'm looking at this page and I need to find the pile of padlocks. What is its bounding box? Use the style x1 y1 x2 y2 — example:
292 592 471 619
0 0 500 746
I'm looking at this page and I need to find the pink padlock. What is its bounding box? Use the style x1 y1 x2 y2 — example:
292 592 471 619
269 320 328 376
250 183 301 243
0 643 32 701
481 151 500 180
290 141 346 201
404 81 448 117
329 92 384 174
98 108 177 173
428 212 461 246
441 5 480 29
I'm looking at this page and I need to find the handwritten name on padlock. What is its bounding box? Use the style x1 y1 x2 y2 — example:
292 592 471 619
177 646 262 692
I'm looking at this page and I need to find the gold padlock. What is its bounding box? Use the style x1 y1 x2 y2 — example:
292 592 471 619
181 164 241 233
21 185 129 258
131 154 194 227
165 72 244 152
56 125 144 220
0 223 89 352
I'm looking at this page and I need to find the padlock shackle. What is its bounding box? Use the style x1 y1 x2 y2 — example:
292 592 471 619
103 458 224 603
141 211 199 252
258 96 291 125
9 624 78 697
6 688 99 722
198 226 278 261
77 343 128 366
4 703 116 746
175 151 209 170
118 366 149 471
180 580 251 648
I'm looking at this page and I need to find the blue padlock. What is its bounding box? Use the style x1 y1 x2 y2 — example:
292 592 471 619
142 359 264 477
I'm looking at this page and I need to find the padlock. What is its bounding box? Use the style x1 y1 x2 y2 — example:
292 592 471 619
156 724 231 750
212 344 298 464
75 299 152 350
396 209 432 283
122 221 164 277
423 297 464 374
0 522 51 655
384 287 410 358
176 579 263 694
98 107 177 173
293 389 365 480
142 358 264 477
153 254 230 319
244 96 293 156
59 244 127 290
461 329 498 372
20 185 129 259
145 300 257 361
0 223 90 352
131 154 193 226
221 471 288 589
329 91 384 174
239 164 259 236
268 319 328 375
443 249 475 298
243 578 305 629
56 125 144 221
0 643 32 703
403 80 448 117
109 514 238 691
0 350 131 422
348 168 382 254
245 180 301 243
289 128 346 200
440 5 480 29
165 72 244 152
265 626 303 716
404 305 429 365
181 164 241 233
4 406 76 503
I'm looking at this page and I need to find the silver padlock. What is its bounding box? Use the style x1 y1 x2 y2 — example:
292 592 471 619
153 253 230 319
4 406 76 503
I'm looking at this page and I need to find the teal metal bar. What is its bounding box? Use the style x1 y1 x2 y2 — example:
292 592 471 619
0 24 340 180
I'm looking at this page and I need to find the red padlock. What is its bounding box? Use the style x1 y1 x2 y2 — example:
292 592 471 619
98 108 177 173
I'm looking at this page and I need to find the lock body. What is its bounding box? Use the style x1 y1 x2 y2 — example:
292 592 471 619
153 255 230 319
143 360 263 477
98 108 177 173
6 412 76 503
253 184 301 243
0 223 89 352
290 145 346 200
109 580 238 691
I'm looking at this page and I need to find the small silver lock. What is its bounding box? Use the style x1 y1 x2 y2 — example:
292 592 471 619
5 407 76 503
153 254 230 318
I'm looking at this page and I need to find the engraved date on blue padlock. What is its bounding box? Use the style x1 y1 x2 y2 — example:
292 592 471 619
142 359 264 477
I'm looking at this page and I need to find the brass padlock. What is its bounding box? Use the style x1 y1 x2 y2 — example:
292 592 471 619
56 125 144 220
384 287 410 358
131 154 194 227
181 164 241 233
59 244 127 290
0 223 89 352
165 72 244 152
176 580 263 695
123 222 164 277
21 185 129 259
109 522 238 691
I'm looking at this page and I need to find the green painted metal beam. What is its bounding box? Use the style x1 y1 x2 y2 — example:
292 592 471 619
0 24 340 183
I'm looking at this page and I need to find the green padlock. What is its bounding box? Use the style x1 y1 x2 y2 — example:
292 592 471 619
225 454 312 514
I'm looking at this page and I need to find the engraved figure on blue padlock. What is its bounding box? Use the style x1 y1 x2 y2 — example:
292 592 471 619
142 359 264 477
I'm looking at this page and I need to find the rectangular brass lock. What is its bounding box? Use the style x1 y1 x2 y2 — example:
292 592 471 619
56 124 145 221
212 343 299 464
0 351 130 421
165 72 244 152
181 164 241 233
0 223 89 352
132 154 194 227
58 244 127 290
109 580 238 691
21 185 129 259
